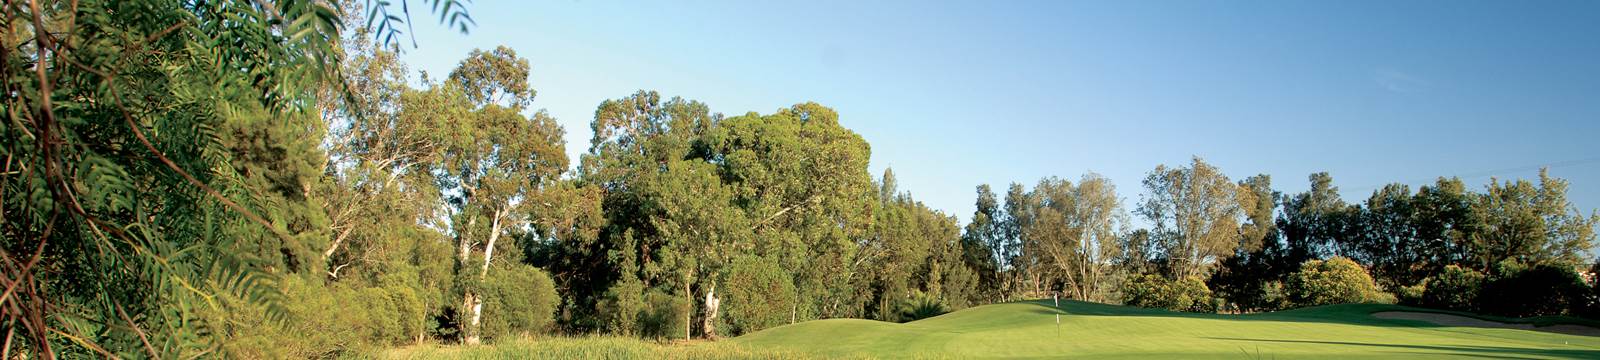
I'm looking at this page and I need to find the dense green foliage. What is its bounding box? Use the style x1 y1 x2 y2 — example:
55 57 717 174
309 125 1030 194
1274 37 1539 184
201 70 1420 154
481 264 560 339
1420 265 1486 312
1285 257 1389 307
891 291 950 323
1479 262 1589 318
719 256 796 336
1121 274 1215 313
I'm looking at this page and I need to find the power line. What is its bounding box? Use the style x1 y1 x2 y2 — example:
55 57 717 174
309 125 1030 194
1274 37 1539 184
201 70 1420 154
1344 155 1600 193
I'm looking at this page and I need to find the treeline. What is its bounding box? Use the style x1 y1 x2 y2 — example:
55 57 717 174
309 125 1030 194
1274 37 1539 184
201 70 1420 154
284 39 982 352
6 1 1599 358
960 157 1600 318
258 27 985 355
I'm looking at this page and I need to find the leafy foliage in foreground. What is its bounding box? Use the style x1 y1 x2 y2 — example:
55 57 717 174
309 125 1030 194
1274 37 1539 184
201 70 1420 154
0 0 475 357
2 0 340 357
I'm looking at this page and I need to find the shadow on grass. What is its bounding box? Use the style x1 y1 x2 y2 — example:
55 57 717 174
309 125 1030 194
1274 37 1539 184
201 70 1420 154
1023 299 1600 338
1207 337 1599 360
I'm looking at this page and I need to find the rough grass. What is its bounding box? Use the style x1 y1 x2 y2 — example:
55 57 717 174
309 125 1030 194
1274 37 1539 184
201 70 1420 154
731 300 1600 359
384 301 1600 359
379 335 845 360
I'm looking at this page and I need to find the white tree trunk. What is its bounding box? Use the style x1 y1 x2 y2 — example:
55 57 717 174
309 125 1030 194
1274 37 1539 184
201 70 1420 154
462 292 480 345
703 283 720 338
480 210 504 277
464 209 505 345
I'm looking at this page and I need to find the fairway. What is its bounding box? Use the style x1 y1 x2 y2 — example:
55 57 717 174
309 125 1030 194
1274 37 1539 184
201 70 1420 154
732 300 1600 359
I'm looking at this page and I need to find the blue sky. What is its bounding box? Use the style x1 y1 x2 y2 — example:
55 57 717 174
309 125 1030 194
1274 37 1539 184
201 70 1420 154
400 0 1600 223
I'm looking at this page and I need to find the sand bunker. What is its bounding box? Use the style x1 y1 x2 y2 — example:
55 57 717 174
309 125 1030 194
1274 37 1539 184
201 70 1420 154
1372 311 1600 337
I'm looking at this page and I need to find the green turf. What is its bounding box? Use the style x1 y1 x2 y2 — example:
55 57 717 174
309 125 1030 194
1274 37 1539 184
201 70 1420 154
731 300 1600 359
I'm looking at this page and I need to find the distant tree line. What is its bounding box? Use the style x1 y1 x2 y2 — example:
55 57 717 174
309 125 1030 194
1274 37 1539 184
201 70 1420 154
959 157 1599 318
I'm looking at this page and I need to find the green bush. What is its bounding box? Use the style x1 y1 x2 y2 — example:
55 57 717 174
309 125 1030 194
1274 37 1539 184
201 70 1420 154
894 290 949 323
225 274 435 358
1122 274 1215 312
598 274 647 336
640 289 692 340
481 263 561 340
1395 282 1427 306
1286 257 1387 307
1479 262 1586 317
720 256 797 335
1420 265 1484 312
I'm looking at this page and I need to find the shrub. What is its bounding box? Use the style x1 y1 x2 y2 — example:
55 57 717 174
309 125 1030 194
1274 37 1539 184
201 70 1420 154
226 274 434 358
1122 274 1214 312
598 274 646 336
1396 282 1427 306
1286 257 1385 307
720 256 797 335
640 289 691 340
1420 265 1484 312
1579 262 1600 318
481 263 560 340
894 290 949 323
1479 262 1586 317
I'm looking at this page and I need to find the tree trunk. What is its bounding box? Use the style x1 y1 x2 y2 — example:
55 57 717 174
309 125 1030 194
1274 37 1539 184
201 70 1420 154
684 281 692 341
458 214 478 345
465 209 505 346
417 297 427 345
702 282 719 338
462 292 480 345
480 210 504 277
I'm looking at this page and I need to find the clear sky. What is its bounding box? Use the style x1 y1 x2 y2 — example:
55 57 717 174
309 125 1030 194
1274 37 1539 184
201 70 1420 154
400 0 1600 224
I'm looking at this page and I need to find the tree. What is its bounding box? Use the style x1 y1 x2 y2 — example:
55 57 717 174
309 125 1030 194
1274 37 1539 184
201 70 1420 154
1279 172 1354 264
870 169 936 320
644 160 749 339
1003 183 1037 294
707 102 876 322
962 184 1004 297
1027 174 1126 302
1348 178 1480 288
1472 169 1599 270
1136 157 1252 280
1209 174 1291 312
430 47 568 345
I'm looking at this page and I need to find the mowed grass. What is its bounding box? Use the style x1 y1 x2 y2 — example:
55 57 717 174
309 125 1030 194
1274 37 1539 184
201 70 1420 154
733 300 1600 359
385 300 1600 359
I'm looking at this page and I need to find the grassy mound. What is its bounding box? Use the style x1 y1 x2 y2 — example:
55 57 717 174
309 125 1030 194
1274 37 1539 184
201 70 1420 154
732 300 1600 359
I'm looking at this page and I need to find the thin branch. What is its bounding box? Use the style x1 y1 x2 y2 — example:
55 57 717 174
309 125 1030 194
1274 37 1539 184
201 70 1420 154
114 302 159 359
110 78 299 246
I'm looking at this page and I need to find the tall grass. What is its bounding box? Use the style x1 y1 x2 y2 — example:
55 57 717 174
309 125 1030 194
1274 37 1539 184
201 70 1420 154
379 336 848 360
